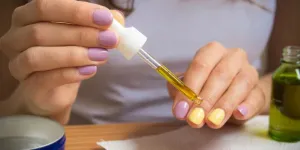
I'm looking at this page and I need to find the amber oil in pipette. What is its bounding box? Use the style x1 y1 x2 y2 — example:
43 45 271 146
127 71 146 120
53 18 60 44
156 65 202 104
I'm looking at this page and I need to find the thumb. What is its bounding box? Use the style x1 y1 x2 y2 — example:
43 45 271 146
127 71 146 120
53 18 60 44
111 10 125 26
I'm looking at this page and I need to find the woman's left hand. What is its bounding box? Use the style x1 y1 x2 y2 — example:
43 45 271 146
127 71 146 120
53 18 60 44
167 42 266 129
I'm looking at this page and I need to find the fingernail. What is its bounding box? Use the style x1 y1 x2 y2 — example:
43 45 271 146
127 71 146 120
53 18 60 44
78 66 97 75
188 107 205 125
93 9 113 26
237 105 248 116
98 31 118 47
208 108 225 126
174 101 190 119
178 75 184 81
88 48 108 61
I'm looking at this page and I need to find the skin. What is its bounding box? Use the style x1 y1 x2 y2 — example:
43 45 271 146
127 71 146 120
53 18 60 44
0 0 300 127
0 0 125 124
168 0 300 128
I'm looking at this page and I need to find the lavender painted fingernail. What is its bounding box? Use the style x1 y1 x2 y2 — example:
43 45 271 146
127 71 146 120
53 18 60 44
78 66 97 75
88 48 108 61
98 31 118 47
174 101 190 119
93 9 113 26
238 105 248 116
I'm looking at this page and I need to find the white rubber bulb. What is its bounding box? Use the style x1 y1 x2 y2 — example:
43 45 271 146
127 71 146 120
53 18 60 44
109 19 148 60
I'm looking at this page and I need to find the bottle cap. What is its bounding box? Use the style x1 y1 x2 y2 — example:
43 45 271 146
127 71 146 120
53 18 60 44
109 19 148 60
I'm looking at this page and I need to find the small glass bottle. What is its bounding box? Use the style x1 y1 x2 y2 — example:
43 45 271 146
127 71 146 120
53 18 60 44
269 46 300 142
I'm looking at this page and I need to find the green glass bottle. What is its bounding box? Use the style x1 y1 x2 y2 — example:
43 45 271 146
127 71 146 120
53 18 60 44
269 46 300 142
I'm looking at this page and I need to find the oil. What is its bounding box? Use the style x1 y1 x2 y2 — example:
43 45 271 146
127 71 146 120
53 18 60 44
156 65 202 104
269 46 300 142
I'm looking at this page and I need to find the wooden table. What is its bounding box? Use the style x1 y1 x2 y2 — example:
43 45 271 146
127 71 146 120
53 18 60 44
65 122 185 150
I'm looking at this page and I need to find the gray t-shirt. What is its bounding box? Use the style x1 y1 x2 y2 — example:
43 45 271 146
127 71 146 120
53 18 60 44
70 0 276 124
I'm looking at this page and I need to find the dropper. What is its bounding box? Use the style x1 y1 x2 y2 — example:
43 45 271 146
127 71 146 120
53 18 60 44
109 19 203 104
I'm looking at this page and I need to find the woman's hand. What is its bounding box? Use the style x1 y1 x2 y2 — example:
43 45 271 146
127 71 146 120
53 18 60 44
0 0 124 124
167 42 266 129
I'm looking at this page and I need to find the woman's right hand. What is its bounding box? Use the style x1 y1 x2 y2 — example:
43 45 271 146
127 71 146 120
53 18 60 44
0 0 124 124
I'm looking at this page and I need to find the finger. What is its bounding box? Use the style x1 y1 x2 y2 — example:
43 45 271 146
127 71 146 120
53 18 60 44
172 42 227 120
186 103 206 128
111 10 125 26
26 83 80 117
233 85 266 121
21 66 96 115
205 65 259 128
8 23 117 54
12 0 114 28
26 65 97 90
192 48 247 124
182 42 228 95
9 46 107 80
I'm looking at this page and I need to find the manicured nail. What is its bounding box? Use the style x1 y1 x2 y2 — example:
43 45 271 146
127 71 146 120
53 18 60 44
93 9 113 26
237 105 248 116
178 75 184 81
88 48 108 61
78 66 97 75
188 107 205 125
98 31 118 47
208 108 225 126
175 101 190 119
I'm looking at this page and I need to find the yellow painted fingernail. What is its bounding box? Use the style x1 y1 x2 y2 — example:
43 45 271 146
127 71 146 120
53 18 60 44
188 108 205 125
208 108 225 125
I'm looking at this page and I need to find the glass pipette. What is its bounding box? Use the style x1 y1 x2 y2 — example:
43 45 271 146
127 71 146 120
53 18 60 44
109 19 203 104
137 49 202 104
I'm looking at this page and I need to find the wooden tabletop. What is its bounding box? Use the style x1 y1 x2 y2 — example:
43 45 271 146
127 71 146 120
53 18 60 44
65 121 185 150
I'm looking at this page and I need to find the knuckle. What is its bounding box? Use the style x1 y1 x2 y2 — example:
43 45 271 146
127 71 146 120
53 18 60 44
58 69 71 81
30 24 45 44
35 0 49 19
206 41 223 49
191 61 209 72
205 41 227 53
191 56 213 72
22 48 39 71
238 66 259 89
67 47 85 65
234 48 248 59
75 29 88 45
239 73 255 89
213 66 232 81
72 4 85 22
12 6 23 24
57 69 78 83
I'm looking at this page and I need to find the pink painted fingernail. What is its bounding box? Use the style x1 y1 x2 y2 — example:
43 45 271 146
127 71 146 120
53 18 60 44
178 75 184 81
174 101 190 119
98 31 118 47
88 48 108 61
78 66 97 75
237 105 248 116
93 9 113 26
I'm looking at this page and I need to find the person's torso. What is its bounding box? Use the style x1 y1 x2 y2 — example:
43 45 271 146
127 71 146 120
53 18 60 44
70 0 276 124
